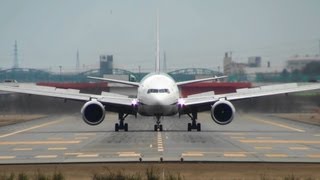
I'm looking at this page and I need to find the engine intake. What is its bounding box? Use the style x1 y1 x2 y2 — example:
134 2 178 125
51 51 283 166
210 100 235 125
81 100 105 125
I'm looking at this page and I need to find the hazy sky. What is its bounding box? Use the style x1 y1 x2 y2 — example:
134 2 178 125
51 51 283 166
1 0 320 72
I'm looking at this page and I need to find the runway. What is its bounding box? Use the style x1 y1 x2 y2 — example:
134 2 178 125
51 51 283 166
0 112 319 164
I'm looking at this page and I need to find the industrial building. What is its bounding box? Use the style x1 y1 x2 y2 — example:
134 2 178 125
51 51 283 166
287 55 320 71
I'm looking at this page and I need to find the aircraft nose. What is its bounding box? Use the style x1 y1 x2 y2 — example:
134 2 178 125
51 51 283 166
151 94 170 105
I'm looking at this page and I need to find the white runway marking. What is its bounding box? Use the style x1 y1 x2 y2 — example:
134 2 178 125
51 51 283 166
157 132 164 152
35 155 58 159
0 119 64 138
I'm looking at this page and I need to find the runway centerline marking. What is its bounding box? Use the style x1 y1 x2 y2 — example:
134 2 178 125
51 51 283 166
0 119 64 138
157 132 164 152
245 115 305 132
0 140 81 145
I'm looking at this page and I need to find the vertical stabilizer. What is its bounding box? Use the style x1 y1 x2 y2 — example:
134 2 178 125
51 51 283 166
155 11 160 73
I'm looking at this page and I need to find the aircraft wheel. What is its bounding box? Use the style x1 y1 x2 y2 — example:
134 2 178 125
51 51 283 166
124 123 128 131
187 123 191 131
197 123 201 131
115 123 119 132
154 125 158 131
159 125 163 131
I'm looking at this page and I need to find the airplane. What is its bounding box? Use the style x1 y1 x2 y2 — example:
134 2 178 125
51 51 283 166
1 17 320 132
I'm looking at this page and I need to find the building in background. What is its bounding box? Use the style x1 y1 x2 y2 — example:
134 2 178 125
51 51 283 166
223 52 246 76
248 56 261 67
287 55 320 71
100 55 113 75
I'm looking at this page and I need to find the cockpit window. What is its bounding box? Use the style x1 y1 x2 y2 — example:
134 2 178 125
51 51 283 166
147 89 170 94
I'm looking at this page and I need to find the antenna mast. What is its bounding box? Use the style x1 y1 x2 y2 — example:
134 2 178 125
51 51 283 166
155 10 160 73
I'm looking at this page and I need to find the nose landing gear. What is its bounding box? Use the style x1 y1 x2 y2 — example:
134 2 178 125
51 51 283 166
154 114 163 131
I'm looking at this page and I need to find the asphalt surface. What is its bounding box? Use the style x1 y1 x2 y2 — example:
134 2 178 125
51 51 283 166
0 112 319 164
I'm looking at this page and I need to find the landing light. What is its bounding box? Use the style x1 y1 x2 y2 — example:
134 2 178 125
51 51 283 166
178 98 185 106
131 99 138 106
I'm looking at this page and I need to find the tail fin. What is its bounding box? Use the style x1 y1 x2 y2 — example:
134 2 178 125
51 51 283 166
155 10 160 73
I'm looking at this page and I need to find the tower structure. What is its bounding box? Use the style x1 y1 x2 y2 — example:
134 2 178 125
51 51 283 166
13 40 19 68
76 49 80 72
163 51 167 72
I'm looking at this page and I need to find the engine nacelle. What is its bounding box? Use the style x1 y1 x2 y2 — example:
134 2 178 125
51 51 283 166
210 99 235 125
81 100 105 126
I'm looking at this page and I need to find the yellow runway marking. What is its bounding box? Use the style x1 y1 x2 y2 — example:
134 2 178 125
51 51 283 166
230 136 246 139
35 155 57 159
246 115 305 132
0 140 80 145
224 153 246 157
13 148 33 151
47 137 63 140
289 147 309 150
64 152 83 156
240 140 320 144
265 154 288 158
0 156 15 159
307 154 320 158
48 147 67 151
75 133 96 136
256 137 273 139
0 119 64 138
223 133 246 136
182 153 204 157
75 137 89 140
116 152 136 154
255 146 272 150
118 152 141 157
77 154 99 158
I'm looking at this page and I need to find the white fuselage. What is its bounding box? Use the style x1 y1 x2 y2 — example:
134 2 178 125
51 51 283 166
137 73 180 116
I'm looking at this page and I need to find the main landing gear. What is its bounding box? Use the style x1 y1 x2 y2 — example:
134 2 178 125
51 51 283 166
115 113 129 131
154 115 163 131
187 111 201 131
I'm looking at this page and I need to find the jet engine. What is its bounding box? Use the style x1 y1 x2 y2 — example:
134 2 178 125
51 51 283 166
210 99 235 125
81 100 105 125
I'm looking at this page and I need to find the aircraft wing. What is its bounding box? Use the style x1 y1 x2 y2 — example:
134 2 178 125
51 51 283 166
0 83 134 113
182 83 320 112
88 76 140 87
176 76 227 86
